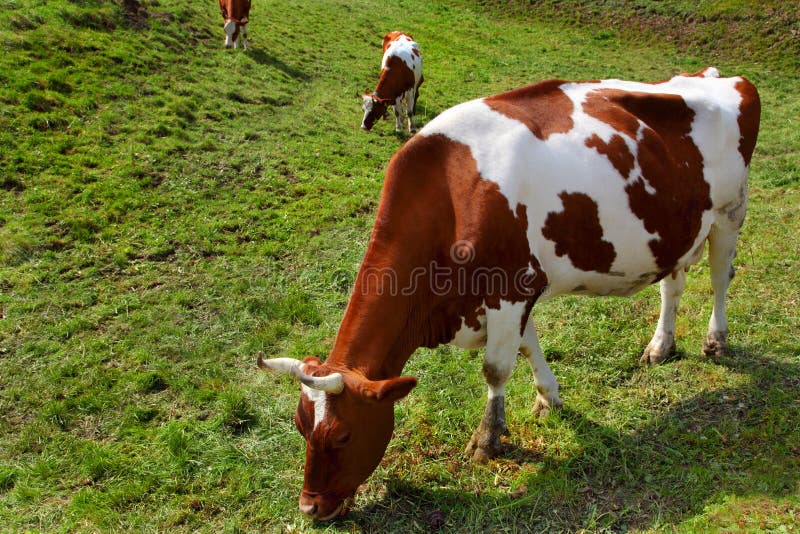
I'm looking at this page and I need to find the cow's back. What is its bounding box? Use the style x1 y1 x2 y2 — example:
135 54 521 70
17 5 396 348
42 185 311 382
417 72 759 298
380 35 423 89
219 0 250 22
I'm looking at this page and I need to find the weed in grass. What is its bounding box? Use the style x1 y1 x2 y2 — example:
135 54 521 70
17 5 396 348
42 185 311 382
217 390 258 434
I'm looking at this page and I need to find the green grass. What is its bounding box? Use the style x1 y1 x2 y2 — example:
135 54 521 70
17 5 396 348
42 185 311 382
1 0 798 531
465 0 800 73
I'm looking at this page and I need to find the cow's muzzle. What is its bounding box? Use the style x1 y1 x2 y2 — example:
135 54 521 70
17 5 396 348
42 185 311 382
299 492 352 521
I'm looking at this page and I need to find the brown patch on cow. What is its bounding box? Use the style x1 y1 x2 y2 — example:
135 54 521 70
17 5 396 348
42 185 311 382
735 78 761 167
631 127 708 273
585 133 635 178
329 133 547 378
218 0 250 23
482 363 507 387
484 80 574 141
463 306 486 331
541 192 616 273
373 55 416 101
584 89 712 272
582 90 640 138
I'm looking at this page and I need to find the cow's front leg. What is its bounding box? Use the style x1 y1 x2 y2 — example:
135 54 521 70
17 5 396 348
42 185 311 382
642 269 686 364
520 317 562 418
465 304 524 463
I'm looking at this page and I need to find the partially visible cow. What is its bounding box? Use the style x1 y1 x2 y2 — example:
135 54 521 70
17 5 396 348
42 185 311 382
260 68 760 520
219 0 250 49
361 31 424 134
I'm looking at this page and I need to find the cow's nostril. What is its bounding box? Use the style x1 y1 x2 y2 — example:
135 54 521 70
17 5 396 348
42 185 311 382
298 498 318 517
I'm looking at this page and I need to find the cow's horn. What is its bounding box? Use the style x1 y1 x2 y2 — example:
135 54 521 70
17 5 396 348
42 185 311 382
257 352 344 394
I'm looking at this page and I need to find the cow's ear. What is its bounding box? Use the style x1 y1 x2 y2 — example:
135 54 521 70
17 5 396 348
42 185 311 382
301 355 324 369
366 376 417 403
376 376 417 402
347 374 417 403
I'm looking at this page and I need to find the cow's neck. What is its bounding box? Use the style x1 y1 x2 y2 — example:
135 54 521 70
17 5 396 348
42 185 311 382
325 134 469 380
326 242 431 380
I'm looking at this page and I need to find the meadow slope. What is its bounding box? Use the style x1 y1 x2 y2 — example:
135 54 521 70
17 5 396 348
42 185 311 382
0 0 798 531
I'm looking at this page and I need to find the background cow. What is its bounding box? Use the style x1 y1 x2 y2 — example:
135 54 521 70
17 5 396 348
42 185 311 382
219 0 250 49
261 68 760 520
361 31 424 134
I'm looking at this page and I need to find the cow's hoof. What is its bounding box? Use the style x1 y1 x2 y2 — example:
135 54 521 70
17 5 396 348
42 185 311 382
464 431 501 463
533 393 562 419
640 340 676 365
703 331 727 357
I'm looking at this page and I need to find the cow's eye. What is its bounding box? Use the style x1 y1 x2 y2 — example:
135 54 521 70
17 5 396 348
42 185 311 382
333 431 351 448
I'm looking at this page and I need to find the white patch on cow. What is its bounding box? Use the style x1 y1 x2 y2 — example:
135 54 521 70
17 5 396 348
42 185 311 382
419 72 749 299
301 384 327 430
361 95 374 112
451 308 488 350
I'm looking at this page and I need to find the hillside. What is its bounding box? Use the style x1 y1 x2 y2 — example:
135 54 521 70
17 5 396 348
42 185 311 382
1 0 798 531
465 0 800 72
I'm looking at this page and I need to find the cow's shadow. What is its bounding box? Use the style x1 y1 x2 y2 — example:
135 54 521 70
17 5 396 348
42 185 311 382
246 47 310 81
335 344 800 531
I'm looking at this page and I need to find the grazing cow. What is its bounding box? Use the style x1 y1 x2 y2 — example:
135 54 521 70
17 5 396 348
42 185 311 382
361 31 424 133
219 0 250 49
260 68 760 520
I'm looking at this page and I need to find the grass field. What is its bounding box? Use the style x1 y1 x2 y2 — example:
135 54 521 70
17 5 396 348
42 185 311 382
1 0 798 531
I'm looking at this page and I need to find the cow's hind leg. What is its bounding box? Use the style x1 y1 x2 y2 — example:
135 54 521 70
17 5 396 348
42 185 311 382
393 97 406 132
465 303 525 463
703 224 740 357
520 317 562 418
405 89 417 134
642 268 687 364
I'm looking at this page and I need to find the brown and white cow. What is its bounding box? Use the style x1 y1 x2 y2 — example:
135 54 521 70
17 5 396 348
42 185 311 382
219 0 250 49
361 31 424 134
260 68 760 520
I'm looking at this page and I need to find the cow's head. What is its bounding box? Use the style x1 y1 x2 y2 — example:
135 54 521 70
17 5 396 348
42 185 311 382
258 353 416 520
360 91 392 131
